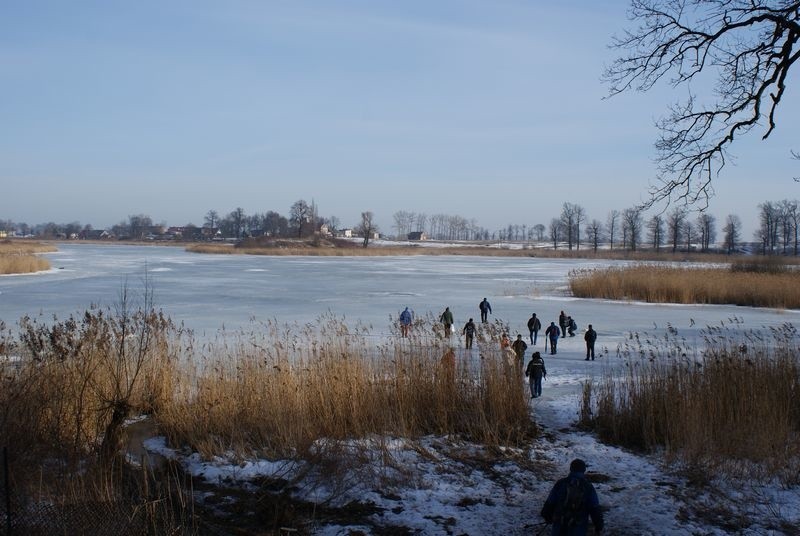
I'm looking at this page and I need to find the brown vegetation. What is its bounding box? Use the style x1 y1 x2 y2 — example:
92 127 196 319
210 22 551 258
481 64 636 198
569 264 800 309
580 323 800 484
158 317 534 458
0 239 54 274
1 309 532 469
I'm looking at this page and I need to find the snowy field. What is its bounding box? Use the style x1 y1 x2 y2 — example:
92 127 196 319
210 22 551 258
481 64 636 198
3 244 800 534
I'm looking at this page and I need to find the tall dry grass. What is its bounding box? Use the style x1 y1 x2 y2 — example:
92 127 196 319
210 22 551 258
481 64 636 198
0 307 180 467
157 316 534 459
2 310 533 468
0 239 54 273
0 239 57 254
581 322 800 483
570 264 800 308
0 254 51 274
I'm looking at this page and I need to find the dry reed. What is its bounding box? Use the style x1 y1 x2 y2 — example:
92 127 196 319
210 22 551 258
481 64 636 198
2 311 534 468
582 322 800 483
157 316 534 459
570 264 800 309
0 239 53 274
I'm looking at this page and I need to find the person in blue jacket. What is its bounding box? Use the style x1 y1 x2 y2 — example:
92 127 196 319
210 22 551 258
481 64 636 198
479 298 492 323
399 307 413 337
541 459 604 535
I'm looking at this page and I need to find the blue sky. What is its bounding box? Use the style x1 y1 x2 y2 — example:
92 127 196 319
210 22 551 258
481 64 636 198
1 0 797 237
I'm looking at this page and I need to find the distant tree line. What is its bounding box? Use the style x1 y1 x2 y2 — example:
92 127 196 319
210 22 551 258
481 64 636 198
391 198 800 256
3 198 799 256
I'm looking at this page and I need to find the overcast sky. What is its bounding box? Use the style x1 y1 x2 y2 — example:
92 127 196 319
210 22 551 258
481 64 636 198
2 0 798 237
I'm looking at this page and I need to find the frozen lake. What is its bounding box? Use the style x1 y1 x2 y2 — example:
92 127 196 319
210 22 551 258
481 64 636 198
1 243 797 348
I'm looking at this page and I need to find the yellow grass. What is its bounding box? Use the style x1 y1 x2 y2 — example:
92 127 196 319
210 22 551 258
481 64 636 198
2 312 534 469
158 317 534 459
0 239 57 254
569 264 800 308
0 239 54 274
582 324 800 482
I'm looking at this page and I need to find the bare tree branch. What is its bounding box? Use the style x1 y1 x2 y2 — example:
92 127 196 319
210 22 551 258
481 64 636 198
604 0 800 207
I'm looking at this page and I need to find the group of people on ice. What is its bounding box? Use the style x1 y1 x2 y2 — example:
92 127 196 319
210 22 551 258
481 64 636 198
400 302 599 364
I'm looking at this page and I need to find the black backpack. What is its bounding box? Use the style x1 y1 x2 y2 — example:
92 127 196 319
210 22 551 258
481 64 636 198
555 476 588 532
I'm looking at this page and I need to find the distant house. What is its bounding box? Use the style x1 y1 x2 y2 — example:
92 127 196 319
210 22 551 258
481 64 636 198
78 229 114 240
0 230 7 239
337 228 353 238
407 232 427 241
201 227 221 239
318 224 332 236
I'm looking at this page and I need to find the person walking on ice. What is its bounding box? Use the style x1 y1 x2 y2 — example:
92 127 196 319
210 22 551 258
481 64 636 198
545 322 560 355
511 334 528 365
541 458 604 535
525 351 546 398
462 318 477 349
559 310 568 338
527 312 541 345
584 324 597 360
439 307 454 339
479 298 492 323
399 307 413 338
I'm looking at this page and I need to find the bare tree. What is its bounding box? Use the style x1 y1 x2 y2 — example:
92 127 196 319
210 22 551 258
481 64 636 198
696 213 717 252
722 214 742 254
549 218 563 249
604 1 800 206
204 210 219 229
606 210 620 250
560 203 585 250
666 206 687 253
586 219 604 253
534 223 546 242
647 214 664 251
290 200 312 238
622 207 643 251
357 211 378 248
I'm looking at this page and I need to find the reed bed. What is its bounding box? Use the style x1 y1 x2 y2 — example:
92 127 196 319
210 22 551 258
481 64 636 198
0 240 54 273
0 253 51 274
570 264 800 309
1 310 533 470
0 239 57 254
582 322 800 482
158 317 533 459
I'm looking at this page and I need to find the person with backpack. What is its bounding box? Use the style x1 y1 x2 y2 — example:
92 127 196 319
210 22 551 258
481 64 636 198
439 307 454 338
541 458 604 535
527 313 542 345
545 322 560 355
525 351 546 398
567 316 577 337
399 307 413 337
478 298 492 323
462 318 477 349
584 324 597 360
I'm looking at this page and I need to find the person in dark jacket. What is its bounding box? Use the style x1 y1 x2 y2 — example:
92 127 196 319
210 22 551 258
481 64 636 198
462 318 477 349
511 334 527 363
559 310 568 338
541 458 604 535
479 298 492 323
584 324 597 360
525 351 546 398
439 307 454 338
567 316 577 337
527 313 542 345
545 322 560 355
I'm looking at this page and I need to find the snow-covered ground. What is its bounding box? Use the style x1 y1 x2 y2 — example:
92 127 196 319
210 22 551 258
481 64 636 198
143 335 800 535
4 244 798 533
